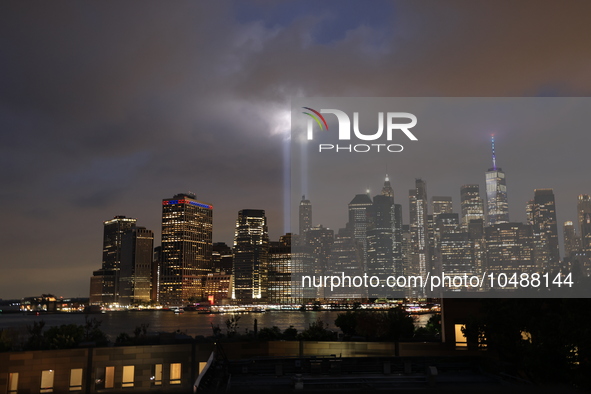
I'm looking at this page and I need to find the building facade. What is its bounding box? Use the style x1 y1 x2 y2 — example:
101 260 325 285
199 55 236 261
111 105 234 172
159 193 213 306
232 209 269 304
89 216 137 306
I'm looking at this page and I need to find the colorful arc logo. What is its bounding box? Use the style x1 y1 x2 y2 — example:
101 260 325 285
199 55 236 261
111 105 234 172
302 107 328 130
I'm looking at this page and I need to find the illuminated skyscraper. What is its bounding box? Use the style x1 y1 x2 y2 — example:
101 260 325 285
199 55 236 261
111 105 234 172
159 193 213 306
89 216 137 305
460 185 484 228
305 225 334 298
212 242 233 273
381 174 394 198
563 221 581 258
120 227 154 306
578 194 591 249
527 189 560 270
485 136 509 226
485 222 534 276
348 193 373 268
432 196 453 221
409 179 429 277
232 209 269 304
268 234 296 304
328 227 365 298
367 193 394 297
299 195 312 237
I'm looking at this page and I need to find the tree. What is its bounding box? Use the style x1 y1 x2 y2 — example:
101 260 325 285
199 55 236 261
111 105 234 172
283 326 298 340
225 315 241 337
258 326 282 341
298 320 337 341
335 311 357 337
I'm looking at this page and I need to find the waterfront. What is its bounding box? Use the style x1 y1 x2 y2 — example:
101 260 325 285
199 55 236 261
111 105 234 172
0 310 433 340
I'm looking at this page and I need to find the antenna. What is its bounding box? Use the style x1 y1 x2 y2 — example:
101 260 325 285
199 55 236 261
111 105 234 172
491 135 497 170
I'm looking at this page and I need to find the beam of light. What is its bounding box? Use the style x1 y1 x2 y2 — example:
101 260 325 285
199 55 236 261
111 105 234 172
283 134 291 235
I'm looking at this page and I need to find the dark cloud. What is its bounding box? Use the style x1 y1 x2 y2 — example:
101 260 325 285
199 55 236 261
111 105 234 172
1 1 591 298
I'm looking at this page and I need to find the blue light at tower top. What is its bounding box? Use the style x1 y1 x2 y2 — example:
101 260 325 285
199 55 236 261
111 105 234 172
491 135 497 171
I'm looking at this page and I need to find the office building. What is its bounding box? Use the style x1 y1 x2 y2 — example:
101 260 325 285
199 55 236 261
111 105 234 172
432 196 453 221
526 189 560 271
268 234 296 304
409 179 430 277
119 227 154 306
212 242 233 273
563 221 581 258
232 209 269 304
579 194 591 251
460 185 484 228
203 272 232 305
89 216 137 305
485 137 509 226
328 227 365 299
348 193 373 267
485 222 535 278
159 193 213 306
299 196 312 238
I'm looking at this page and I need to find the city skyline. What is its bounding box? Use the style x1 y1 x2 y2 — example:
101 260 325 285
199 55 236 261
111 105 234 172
3 2 591 299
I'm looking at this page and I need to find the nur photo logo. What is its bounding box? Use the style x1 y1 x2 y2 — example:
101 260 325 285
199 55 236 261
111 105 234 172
302 106 418 153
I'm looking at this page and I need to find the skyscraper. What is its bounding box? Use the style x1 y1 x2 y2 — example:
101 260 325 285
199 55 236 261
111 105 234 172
268 234 295 304
432 196 453 221
366 191 404 298
305 225 334 299
578 194 591 249
485 222 535 277
89 216 137 305
232 209 269 304
381 174 394 198
485 136 509 226
366 193 394 297
348 193 373 268
120 226 154 306
409 179 430 277
328 227 365 298
460 184 484 228
433 213 474 285
563 221 581 258
527 189 560 270
299 195 312 237
159 193 213 306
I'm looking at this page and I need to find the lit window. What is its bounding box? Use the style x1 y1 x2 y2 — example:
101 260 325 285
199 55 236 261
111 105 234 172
455 324 467 348
105 366 114 389
94 367 115 390
122 366 134 388
69 368 83 391
40 370 55 393
152 364 162 386
170 363 182 384
8 372 18 393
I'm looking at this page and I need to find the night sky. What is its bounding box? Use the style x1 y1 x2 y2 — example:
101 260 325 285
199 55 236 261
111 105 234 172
1 1 591 299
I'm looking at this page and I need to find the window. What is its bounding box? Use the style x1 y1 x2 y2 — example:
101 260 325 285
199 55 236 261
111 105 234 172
122 366 134 388
152 364 162 386
170 363 181 384
455 324 467 348
105 367 114 389
40 370 55 393
8 372 18 393
96 366 115 390
69 369 83 391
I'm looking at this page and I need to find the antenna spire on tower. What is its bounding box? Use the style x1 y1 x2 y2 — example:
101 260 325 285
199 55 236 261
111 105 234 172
491 135 497 170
